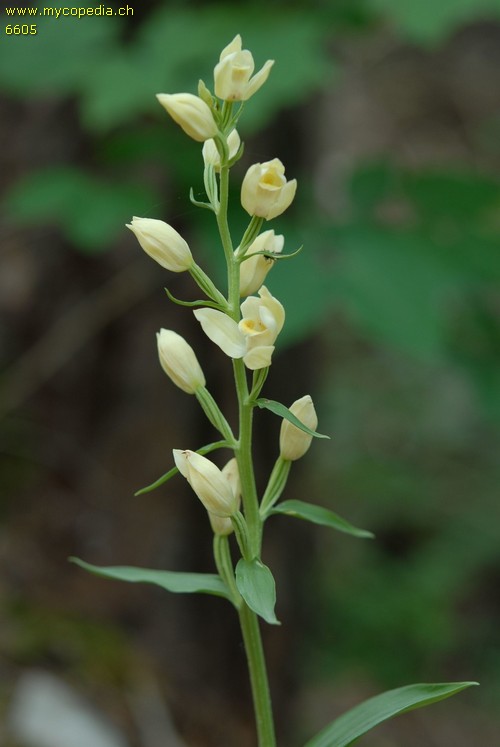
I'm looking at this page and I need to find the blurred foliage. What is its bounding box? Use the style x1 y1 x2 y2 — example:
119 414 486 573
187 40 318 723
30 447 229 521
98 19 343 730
366 0 500 44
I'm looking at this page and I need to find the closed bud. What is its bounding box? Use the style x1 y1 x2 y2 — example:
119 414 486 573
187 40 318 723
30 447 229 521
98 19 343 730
173 450 239 518
157 329 205 394
238 230 284 296
202 129 241 171
208 458 241 535
279 395 318 461
214 35 274 102
241 159 297 220
156 93 218 142
127 217 193 272
208 512 233 536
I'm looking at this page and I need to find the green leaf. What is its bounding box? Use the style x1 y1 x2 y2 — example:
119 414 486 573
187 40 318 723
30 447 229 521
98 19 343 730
304 681 479 747
366 0 500 44
235 558 280 625
270 499 374 539
70 558 232 601
4 168 158 252
255 399 330 439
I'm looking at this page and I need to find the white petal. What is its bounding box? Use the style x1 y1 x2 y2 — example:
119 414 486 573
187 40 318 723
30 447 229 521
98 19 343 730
193 308 246 358
244 60 275 100
220 34 242 61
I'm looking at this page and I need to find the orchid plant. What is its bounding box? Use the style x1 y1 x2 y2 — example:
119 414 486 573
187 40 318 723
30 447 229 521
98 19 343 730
72 34 477 746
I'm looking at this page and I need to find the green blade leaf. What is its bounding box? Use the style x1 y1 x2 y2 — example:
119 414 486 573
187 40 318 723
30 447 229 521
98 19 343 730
304 681 479 747
235 558 280 625
70 558 232 601
271 499 374 539
255 399 330 439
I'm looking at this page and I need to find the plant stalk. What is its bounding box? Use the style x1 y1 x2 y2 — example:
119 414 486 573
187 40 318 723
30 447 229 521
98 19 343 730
238 603 277 747
214 136 276 747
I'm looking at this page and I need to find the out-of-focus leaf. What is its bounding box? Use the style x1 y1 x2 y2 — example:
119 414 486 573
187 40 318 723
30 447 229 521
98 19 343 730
4 168 159 252
304 681 479 747
271 499 374 538
366 0 500 44
0 12 120 94
331 225 453 359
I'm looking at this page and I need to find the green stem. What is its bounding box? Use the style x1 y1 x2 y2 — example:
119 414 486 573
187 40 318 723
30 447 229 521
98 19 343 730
239 604 277 747
260 457 292 517
213 534 241 607
213 131 276 747
233 358 262 556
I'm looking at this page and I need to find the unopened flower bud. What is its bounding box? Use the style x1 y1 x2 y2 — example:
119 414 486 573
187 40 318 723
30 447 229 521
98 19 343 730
208 458 241 535
241 159 297 220
202 129 241 171
238 230 284 296
173 450 239 518
279 395 318 461
156 93 218 142
208 512 233 536
214 35 274 102
127 217 193 272
157 329 205 394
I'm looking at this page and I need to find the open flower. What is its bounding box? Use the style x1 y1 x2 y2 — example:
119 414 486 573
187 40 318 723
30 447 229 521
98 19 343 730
173 450 239 517
241 159 297 220
193 286 285 370
279 395 318 461
214 34 274 102
156 93 218 142
202 129 241 171
157 329 205 394
127 217 193 272
238 230 284 296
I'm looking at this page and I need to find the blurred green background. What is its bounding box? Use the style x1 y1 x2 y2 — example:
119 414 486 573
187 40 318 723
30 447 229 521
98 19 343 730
1 0 500 745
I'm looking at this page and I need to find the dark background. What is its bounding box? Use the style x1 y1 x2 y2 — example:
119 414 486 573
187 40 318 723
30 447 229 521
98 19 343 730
1 1 500 745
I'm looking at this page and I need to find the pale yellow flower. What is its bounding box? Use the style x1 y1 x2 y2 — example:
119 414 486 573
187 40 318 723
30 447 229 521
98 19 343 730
157 329 205 394
241 159 297 220
193 286 284 370
127 217 193 272
214 34 274 102
173 450 239 517
279 395 318 461
238 230 284 296
202 129 241 171
156 93 218 142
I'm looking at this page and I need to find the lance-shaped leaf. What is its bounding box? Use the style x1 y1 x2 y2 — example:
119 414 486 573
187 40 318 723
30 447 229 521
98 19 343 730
270 499 374 539
304 681 479 747
235 558 280 625
255 398 329 439
70 558 232 601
